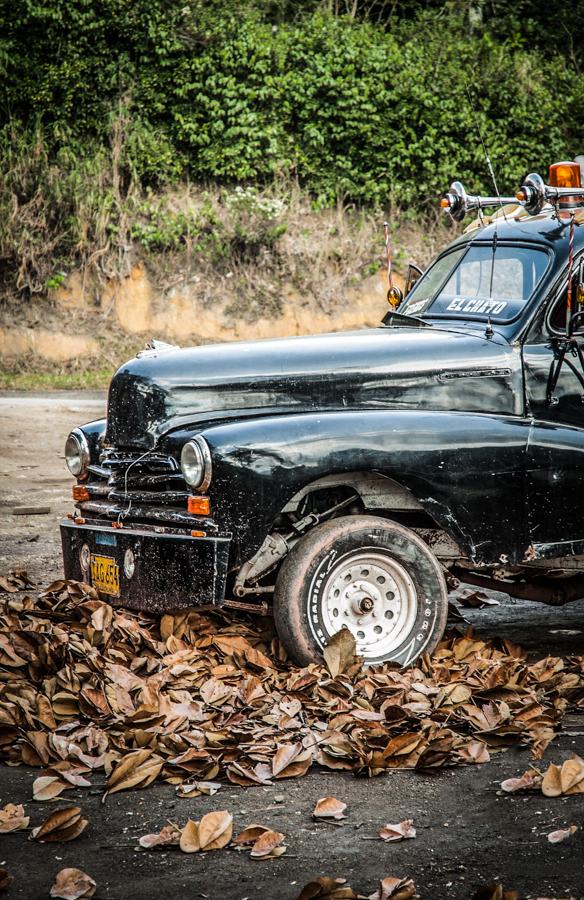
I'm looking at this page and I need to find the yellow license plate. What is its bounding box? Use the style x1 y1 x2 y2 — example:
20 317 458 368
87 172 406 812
90 554 120 597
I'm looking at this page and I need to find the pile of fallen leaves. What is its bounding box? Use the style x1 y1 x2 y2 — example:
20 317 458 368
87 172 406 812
0 579 582 797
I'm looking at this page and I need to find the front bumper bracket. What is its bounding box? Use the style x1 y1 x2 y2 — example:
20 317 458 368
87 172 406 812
60 519 231 612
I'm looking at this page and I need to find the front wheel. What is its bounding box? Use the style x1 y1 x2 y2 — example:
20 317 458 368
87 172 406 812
273 515 448 667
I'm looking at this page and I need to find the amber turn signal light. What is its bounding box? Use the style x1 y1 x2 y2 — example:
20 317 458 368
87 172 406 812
72 485 90 502
191 530 206 538
549 161 581 189
515 189 527 202
187 495 211 516
440 197 450 209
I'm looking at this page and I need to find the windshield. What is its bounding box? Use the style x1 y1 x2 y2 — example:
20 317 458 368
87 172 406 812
401 243 550 322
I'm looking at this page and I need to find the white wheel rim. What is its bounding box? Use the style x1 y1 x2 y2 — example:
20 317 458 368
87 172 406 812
320 550 418 660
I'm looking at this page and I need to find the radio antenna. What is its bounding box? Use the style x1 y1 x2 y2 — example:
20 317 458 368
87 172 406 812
465 84 507 222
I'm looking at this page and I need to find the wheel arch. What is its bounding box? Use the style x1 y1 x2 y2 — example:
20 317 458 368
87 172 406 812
280 470 425 515
274 470 465 567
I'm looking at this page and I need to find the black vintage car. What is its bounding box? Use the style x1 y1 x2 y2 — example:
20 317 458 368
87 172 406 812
61 162 584 667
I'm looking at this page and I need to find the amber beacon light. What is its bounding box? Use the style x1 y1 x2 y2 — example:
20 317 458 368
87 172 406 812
548 161 582 189
517 161 584 216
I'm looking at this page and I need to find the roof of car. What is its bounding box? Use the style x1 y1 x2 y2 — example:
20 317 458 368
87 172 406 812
447 211 584 254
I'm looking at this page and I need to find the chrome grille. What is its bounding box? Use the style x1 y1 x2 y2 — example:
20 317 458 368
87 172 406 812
85 449 190 508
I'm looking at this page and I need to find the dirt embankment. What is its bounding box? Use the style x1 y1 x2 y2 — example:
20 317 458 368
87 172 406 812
0 183 455 380
0 262 395 374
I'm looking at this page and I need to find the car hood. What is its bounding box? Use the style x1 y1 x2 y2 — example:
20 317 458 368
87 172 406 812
105 326 521 450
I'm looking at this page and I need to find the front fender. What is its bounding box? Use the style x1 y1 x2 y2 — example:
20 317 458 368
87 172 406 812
190 410 530 567
77 419 107 464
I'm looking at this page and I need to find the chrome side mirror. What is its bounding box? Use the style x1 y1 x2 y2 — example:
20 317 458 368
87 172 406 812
405 263 423 296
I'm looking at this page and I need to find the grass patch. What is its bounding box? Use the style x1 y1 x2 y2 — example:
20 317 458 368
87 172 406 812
0 369 111 391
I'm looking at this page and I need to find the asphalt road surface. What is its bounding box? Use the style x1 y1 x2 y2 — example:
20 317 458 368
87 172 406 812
0 392 583 900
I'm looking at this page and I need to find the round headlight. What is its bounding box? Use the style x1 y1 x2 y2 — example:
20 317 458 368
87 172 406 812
65 429 90 477
180 436 212 491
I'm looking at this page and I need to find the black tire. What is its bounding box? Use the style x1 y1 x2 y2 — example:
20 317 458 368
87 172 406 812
273 515 448 667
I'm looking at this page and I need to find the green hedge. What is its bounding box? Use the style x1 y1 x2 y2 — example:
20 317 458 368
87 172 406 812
2 2 583 206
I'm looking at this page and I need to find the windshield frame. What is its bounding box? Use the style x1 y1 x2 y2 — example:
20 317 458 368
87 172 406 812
402 239 553 328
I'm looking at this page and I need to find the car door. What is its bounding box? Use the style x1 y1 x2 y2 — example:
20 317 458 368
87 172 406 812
523 253 584 555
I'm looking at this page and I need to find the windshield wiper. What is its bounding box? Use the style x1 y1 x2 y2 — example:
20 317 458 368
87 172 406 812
382 310 433 328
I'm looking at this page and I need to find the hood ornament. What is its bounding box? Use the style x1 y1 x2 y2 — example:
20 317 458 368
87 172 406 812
137 338 179 358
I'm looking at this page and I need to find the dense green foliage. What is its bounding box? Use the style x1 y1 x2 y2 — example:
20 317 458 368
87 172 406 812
2 1 583 207
1 1 583 300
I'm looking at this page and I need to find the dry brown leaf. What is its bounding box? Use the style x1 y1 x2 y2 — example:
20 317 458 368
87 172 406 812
457 589 499 609
559 755 584 794
383 733 423 760
50 868 96 899
435 682 472 707
33 775 69 802
53 767 92 789
179 819 200 853
0 571 32 593
313 797 347 821
213 635 275 670
541 764 563 797
0 575 19 593
197 810 233 851
542 756 584 797
547 825 578 843
199 677 233 706
176 780 221 799
458 741 490 765
272 743 312 779
233 824 271 846
249 828 286 859
378 820 416 842
297 876 357 900
0 802 29 833
227 762 273 787
368 876 418 900
138 824 181 849
323 628 356 678
105 749 163 797
31 806 88 843
272 742 301 776
500 771 541 793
